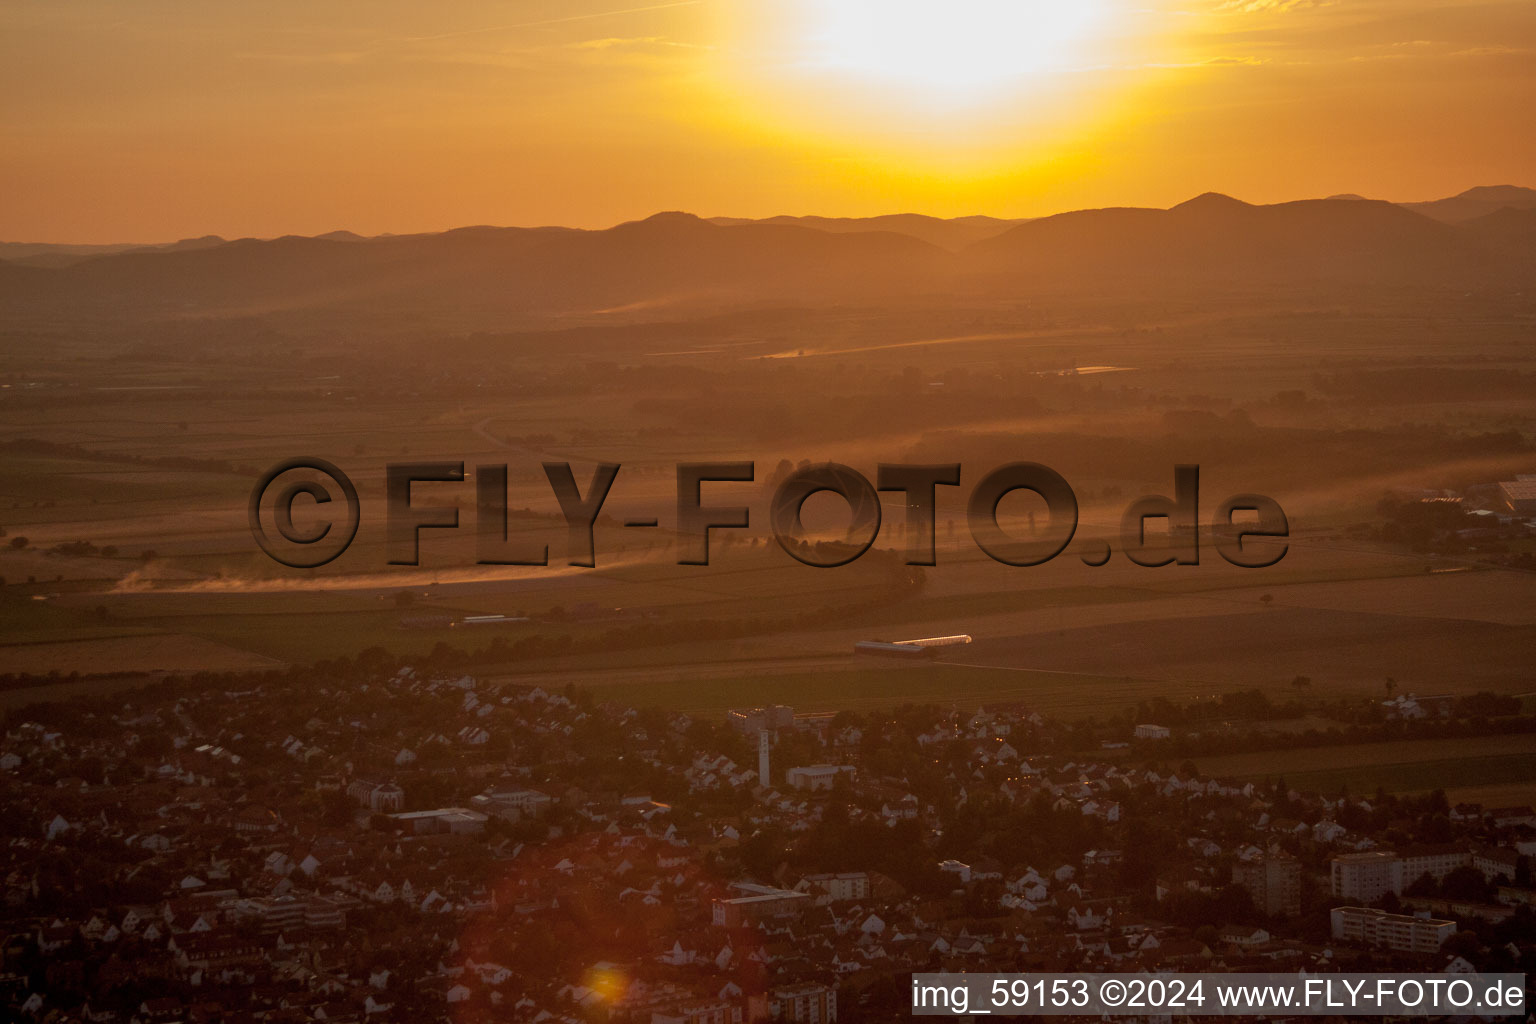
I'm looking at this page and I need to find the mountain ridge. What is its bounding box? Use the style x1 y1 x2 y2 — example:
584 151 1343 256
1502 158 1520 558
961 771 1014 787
6 185 1529 259
3 188 1532 327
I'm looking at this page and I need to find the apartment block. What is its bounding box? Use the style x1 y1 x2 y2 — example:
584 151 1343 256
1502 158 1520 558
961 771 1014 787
1330 906 1456 953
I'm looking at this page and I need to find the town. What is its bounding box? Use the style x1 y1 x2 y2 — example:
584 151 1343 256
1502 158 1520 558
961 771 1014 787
1 663 1532 1023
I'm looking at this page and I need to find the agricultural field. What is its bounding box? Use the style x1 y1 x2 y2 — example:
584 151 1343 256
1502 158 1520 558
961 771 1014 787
534 661 1319 718
1192 734 1536 805
0 633 282 677
2 301 1535 736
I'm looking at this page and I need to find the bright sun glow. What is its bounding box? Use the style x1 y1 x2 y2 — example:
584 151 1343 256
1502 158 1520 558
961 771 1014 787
799 0 1111 97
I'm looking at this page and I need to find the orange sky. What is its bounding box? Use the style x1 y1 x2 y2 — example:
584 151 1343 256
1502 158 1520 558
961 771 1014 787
2 0 1533 242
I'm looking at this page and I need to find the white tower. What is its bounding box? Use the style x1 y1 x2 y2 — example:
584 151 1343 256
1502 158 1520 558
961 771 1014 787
758 729 771 786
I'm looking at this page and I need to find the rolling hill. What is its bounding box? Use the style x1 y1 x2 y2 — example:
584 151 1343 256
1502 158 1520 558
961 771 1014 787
706 213 1029 250
1401 185 1536 224
960 192 1514 289
3 189 1532 329
0 213 946 325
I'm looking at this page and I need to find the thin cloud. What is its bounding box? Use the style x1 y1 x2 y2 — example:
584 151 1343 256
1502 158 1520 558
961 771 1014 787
239 3 710 69
571 35 710 51
404 1 705 43
1140 55 1275 67
1449 44 1535 57
1217 0 1327 12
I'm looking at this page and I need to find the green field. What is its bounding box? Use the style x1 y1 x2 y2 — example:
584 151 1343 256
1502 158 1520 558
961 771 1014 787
505 659 1315 718
1193 734 1536 798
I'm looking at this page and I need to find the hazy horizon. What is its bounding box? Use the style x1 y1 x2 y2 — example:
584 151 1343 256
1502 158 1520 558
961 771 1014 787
5 182 1533 248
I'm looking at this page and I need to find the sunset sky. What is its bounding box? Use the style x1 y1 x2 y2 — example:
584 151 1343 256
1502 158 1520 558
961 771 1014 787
2 0 1533 242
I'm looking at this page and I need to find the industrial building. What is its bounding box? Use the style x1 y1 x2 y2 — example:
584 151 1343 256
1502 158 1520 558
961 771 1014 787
853 640 931 658
854 634 971 657
894 634 973 648
1499 476 1536 515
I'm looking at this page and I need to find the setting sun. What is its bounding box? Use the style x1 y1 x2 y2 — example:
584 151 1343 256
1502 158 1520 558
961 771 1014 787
796 0 1111 97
